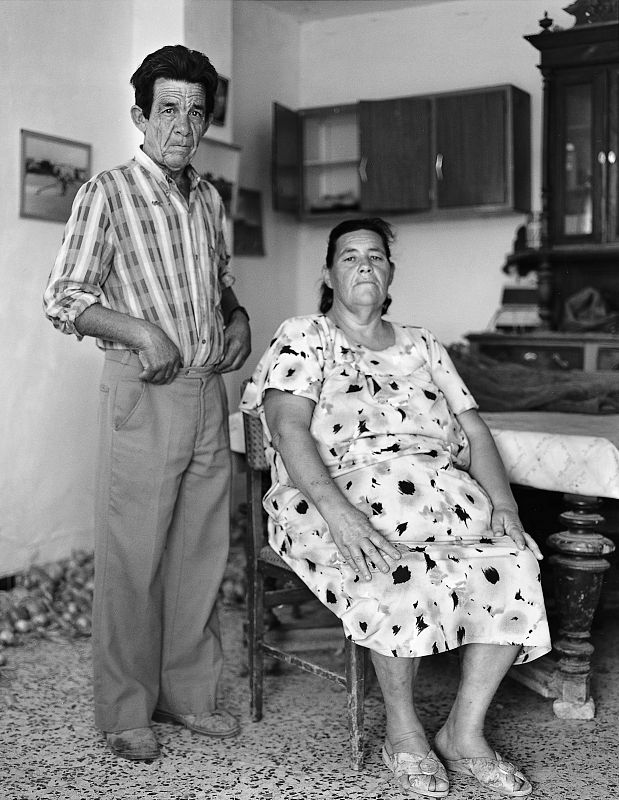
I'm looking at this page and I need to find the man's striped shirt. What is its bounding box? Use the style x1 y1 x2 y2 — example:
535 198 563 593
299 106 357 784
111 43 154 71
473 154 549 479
43 148 234 368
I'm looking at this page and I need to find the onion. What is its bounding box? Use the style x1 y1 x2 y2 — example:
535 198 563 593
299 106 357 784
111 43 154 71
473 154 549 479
0 629 16 646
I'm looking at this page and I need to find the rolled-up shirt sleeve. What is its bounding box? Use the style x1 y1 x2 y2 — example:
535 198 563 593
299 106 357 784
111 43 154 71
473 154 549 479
43 179 113 338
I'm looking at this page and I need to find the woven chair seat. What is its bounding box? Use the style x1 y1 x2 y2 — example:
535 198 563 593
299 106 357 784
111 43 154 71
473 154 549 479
259 545 294 571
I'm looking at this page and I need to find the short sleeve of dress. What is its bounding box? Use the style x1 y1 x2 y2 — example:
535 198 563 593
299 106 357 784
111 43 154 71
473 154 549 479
240 315 326 416
421 328 478 416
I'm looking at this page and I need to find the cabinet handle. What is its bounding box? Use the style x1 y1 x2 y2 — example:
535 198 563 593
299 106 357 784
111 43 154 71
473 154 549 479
598 151 607 165
609 151 617 165
358 157 368 183
435 153 444 180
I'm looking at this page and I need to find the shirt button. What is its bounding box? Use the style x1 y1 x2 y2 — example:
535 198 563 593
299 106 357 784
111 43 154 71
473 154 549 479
194 253 199 260
202 339 207 344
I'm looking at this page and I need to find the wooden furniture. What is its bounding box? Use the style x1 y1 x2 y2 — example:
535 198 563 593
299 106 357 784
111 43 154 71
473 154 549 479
467 330 619 371
483 411 619 719
509 7 619 329
272 84 530 219
242 411 367 770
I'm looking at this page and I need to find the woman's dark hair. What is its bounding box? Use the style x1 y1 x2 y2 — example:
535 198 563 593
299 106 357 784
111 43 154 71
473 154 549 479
130 44 219 119
319 217 395 315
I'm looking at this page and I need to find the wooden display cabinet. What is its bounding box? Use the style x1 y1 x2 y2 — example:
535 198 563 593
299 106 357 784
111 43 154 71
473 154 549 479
516 9 619 330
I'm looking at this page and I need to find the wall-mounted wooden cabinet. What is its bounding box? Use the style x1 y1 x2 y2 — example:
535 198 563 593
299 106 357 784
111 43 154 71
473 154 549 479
272 84 531 219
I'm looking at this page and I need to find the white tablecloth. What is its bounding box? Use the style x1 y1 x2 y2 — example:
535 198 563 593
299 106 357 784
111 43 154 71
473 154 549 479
231 410 619 501
482 412 619 500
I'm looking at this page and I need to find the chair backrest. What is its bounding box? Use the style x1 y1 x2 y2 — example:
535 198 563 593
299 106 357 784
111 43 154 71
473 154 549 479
241 409 270 564
242 411 269 472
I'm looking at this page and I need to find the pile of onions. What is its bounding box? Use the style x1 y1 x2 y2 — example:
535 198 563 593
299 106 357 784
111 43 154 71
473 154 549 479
0 505 250 672
0 550 94 671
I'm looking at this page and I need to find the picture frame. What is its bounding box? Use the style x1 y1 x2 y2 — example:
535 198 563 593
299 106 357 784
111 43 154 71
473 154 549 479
20 129 91 223
234 188 265 256
212 76 229 127
193 136 241 218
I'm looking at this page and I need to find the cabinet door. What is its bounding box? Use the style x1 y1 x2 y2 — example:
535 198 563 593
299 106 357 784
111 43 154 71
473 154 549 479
272 102 302 214
435 89 509 209
301 106 360 216
549 69 607 245
359 96 432 212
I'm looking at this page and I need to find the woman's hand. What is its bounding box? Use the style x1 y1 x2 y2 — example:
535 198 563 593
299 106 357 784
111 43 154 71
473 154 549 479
327 506 401 581
491 506 543 561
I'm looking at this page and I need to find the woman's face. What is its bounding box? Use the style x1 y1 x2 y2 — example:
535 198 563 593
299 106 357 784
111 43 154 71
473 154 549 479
324 229 394 312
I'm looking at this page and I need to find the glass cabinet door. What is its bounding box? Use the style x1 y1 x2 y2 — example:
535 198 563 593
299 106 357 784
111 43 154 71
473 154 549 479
608 67 619 243
551 69 606 244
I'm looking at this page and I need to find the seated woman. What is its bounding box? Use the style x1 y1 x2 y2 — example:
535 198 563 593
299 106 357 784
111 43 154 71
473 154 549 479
240 218 550 798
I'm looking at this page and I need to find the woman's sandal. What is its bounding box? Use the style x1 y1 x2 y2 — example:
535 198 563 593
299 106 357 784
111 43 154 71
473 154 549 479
382 745 449 798
440 750 532 797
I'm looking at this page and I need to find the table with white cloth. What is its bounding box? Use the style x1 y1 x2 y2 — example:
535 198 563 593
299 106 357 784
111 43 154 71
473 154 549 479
482 411 619 719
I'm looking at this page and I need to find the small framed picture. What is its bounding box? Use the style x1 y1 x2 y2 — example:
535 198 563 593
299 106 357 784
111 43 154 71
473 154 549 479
212 76 229 127
234 188 265 256
193 137 241 217
20 130 91 223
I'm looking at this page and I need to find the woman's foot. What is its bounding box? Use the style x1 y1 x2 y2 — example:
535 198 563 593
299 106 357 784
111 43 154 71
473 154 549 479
383 734 449 797
434 722 494 761
434 725 531 797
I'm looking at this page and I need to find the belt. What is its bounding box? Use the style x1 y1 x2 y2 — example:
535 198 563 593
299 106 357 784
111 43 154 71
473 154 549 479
104 350 216 377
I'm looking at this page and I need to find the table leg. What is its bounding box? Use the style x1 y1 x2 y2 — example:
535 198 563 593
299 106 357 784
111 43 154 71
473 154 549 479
509 494 615 718
546 494 615 719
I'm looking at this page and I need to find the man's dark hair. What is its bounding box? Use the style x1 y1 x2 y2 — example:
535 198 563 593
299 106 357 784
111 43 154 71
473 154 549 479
130 44 219 118
319 217 394 315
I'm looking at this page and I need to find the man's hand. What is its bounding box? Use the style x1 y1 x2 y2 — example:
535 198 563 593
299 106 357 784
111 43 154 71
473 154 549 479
215 311 251 373
136 322 182 384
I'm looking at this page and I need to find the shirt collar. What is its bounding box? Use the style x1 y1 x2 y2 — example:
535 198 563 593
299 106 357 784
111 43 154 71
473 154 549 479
135 147 201 191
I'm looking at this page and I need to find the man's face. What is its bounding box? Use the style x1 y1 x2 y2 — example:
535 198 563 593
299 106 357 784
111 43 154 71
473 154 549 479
132 78 210 177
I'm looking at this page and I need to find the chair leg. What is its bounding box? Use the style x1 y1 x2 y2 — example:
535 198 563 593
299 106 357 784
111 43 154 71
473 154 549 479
248 564 265 722
345 638 366 771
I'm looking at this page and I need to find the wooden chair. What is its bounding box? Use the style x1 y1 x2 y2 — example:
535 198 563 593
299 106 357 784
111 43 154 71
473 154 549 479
242 410 367 770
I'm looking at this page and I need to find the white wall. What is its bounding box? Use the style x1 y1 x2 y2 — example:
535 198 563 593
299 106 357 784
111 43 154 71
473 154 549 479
0 0 235 577
293 0 574 345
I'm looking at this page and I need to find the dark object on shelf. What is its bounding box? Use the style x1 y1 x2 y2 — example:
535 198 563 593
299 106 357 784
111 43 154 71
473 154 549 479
562 287 619 333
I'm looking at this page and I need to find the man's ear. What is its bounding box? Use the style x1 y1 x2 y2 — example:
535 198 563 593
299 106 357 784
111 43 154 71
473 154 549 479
202 112 214 136
130 105 148 133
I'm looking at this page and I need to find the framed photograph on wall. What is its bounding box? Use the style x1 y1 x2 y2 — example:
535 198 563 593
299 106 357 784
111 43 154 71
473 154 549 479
212 76 229 127
234 188 265 256
20 129 91 223
193 136 241 217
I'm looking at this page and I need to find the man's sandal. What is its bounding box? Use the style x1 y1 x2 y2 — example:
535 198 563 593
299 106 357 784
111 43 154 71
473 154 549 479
382 746 449 798
441 751 532 797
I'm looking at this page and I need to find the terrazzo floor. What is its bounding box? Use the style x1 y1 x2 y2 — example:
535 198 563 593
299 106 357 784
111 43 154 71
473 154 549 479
1 599 618 800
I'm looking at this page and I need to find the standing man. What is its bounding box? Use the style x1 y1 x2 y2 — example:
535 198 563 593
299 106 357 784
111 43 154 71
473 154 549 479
43 45 251 762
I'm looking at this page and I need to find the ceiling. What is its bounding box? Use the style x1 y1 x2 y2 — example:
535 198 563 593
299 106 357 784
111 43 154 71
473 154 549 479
258 0 457 22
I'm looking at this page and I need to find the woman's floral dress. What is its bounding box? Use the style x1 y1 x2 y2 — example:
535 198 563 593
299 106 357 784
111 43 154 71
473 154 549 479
240 315 551 663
